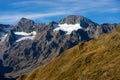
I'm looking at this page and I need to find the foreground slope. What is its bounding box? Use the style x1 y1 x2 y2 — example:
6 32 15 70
18 26 120 80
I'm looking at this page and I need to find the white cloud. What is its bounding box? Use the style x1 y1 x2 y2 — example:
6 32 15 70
10 0 119 14
0 0 119 24
102 8 120 13
0 12 70 24
11 1 58 7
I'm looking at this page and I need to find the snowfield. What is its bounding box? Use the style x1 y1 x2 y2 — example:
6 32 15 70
15 31 36 42
53 23 82 34
0 34 8 42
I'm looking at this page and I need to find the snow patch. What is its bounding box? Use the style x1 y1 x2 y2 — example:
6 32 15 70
0 34 8 42
53 23 82 34
15 31 36 42
0 27 11 42
32 26 36 28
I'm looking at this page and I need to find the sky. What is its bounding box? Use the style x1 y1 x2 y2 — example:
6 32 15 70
0 0 120 24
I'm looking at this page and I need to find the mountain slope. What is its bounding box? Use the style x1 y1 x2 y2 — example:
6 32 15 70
0 15 118 78
17 26 120 80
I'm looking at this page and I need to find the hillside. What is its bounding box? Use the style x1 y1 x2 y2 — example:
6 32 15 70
17 26 120 80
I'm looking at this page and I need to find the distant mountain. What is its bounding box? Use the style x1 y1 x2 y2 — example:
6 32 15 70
17 25 120 80
0 15 118 79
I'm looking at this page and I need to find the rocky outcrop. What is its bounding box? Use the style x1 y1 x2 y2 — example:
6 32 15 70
5 30 16 46
12 18 35 33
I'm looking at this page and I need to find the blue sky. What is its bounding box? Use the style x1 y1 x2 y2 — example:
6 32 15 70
0 0 120 24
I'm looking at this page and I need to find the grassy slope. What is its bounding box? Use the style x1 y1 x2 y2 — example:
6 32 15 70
18 27 120 80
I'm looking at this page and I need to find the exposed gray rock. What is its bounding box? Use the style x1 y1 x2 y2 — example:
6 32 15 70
59 15 97 28
5 30 16 46
12 18 35 33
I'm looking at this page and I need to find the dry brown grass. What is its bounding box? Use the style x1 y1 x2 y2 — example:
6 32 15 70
17 26 120 80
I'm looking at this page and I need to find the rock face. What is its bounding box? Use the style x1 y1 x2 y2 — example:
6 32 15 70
59 15 97 25
5 30 16 46
13 18 35 33
0 15 118 78
0 24 11 40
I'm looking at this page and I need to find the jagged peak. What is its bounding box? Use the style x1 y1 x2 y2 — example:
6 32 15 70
59 15 97 25
14 18 35 32
19 17 32 21
65 15 84 19
52 15 98 34
18 17 34 25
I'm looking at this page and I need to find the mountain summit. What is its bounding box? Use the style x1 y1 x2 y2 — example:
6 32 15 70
59 15 97 28
13 18 35 33
53 15 98 34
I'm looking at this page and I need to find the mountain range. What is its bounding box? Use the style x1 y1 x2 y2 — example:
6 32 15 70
0 15 119 80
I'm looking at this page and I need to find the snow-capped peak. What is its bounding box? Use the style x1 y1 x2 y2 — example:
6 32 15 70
53 23 82 34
